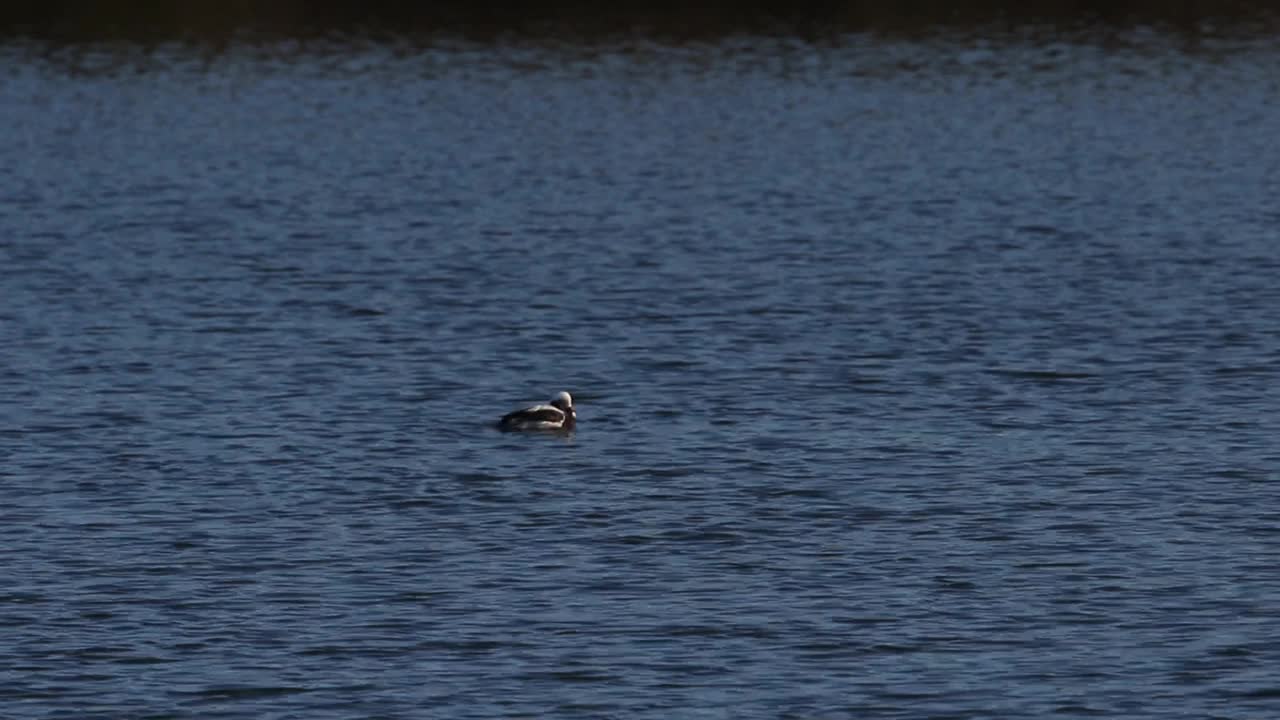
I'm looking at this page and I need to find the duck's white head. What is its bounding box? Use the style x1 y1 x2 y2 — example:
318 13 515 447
550 391 573 412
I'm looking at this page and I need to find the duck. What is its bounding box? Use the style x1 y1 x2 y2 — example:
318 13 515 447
497 391 576 431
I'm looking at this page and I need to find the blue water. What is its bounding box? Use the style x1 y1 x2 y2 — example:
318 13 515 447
3 31 1280 719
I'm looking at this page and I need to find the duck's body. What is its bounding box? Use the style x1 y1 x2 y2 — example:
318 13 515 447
498 391 576 431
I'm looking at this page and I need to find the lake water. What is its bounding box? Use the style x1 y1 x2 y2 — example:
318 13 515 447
3 27 1280 719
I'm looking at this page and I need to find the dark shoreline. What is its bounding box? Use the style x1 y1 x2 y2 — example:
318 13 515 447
4 1 1280 42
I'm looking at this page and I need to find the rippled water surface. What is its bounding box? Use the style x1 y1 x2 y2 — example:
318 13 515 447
4 31 1280 718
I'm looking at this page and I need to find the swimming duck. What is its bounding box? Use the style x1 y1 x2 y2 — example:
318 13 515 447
498 391 576 431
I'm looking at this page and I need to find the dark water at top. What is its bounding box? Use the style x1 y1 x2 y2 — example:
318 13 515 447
3 29 1280 719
